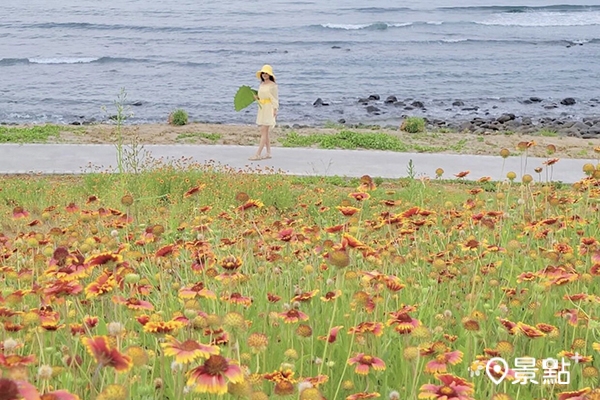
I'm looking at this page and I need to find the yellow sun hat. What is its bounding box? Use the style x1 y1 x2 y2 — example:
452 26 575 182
256 64 275 80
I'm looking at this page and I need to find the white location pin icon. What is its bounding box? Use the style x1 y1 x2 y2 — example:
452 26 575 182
486 357 509 385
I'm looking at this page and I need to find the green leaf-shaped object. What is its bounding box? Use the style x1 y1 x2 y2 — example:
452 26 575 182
234 85 258 111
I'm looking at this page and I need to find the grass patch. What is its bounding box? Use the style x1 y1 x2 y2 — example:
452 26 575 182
0 161 596 398
0 124 62 143
449 138 468 151
280 131 469 154
537 128 559 137
175 132 222 142
323 120 345 129
280 130 411 151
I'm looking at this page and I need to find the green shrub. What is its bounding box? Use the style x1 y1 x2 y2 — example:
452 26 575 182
401 117 426 133
169 109 188 126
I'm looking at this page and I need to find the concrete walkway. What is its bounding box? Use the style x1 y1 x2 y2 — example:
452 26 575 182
0 143 597 183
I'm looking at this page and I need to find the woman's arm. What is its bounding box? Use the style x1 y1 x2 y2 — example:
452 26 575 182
270 84 279 111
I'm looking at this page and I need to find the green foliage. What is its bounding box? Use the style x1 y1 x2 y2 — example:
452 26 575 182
169 109 189 126
290 176 360 187
234 85 258 111
279 130 465 153
280 130 411 151
400 116 426 133
175 132 222 142
102 88 134 174
323 120 345 129
537 129 559 137
449 138 468 151
0 125 61 143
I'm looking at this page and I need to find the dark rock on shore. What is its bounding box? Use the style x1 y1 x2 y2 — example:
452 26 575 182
366 105 380 114
300 96 600 139
560 97 576 106
496 113 516 123
71 116 97 125
448 113 600 138
313 98 329 107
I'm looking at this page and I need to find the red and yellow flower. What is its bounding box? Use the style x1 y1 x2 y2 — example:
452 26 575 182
84 272 118 299
425 350 463 374
161 335 219 364
557 387 592 400
346 392 380 400
387 310 421 334
81 335 132 372
348 322 384 337
278 309 309 323
418 374 475 400
187 355 244 395
347 353 386 375
178 282 216 300
318 326 343 343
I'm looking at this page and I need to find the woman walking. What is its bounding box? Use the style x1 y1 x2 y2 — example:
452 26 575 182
249 64 279 161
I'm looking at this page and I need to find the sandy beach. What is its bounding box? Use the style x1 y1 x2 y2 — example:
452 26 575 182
36 122 600 160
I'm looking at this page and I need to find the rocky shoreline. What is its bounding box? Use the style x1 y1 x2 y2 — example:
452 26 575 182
2 95 600 140
307 95 600 139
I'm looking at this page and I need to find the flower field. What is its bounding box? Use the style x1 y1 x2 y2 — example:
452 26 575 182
0 155 599 400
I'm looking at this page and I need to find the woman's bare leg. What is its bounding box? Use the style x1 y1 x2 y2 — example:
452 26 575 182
265 126 271 157
255 125 268 157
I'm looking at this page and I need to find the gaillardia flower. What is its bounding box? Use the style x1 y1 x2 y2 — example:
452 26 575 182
81 335 132 372
418 374 475 400
161 335 219 364
348 353 386 375
187 355 244 395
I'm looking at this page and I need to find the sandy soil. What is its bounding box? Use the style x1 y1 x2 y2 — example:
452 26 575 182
47 122 600 160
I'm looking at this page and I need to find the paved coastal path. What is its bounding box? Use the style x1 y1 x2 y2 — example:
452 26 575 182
0 143 597 183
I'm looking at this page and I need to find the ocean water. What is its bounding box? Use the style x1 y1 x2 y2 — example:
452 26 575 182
1 0 599 126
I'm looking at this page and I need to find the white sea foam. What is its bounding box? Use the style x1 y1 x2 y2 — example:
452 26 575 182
321 23 370 30
477 11 600 27
28 57 100 64
321 22 411 30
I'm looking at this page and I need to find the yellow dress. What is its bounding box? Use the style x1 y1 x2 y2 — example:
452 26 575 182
256 83 279 127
